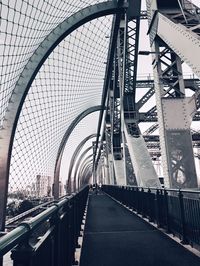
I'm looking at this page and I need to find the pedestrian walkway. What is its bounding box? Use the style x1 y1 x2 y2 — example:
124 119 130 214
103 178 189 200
79 193 200 266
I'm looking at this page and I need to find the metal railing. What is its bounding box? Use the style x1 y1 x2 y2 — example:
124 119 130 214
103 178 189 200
0 186 89 266
103 185 200 249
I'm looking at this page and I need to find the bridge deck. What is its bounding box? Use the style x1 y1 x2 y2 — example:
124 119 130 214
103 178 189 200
80 193 200 266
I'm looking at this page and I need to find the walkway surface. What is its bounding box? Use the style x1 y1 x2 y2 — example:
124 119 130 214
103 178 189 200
79 193 200 266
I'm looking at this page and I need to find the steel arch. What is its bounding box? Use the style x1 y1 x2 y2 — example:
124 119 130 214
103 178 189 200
73 147 93 191
77 154 93 186
54 105 103 197
79 162 93 188
67 135 97 193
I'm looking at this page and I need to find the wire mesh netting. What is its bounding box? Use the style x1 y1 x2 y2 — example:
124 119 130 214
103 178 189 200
0 0 108 128
3 9 113 196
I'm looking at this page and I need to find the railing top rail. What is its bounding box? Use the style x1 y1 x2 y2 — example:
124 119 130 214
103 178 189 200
0 225 29 256
6 200 55 226
0 186 88 257
6 193 73 226
103 184 200 194
0 205 59 256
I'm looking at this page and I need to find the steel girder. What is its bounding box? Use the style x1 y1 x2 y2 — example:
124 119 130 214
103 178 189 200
136 78 200 125
93 1 125 170
139 111 200 122
111 53 122 160
102 5 142 186
94 0 160 187
115 2 160 187
147 0 198 188
155 2 200 78
136 78 200 124
136 78 200 90
144 134 200 144
93 0 142 178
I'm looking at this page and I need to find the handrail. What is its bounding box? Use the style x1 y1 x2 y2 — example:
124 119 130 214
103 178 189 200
0 186 89 262
103 184 200 248
0 226 29 256
104 184 200 194
6 200 56 226
6 194 71 226
1 204 58 256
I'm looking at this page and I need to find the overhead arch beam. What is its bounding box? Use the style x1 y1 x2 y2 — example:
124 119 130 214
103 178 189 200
0 1 125 230
73 148 93 191
80 162 93 189
54 105 103 194
67 134 97 194
76 154 93 189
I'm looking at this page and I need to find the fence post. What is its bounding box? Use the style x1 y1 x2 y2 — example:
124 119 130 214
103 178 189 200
147 188 153 222
136 187 140 214
67 200 74 266
178 190 188 244
164 189 170 233
141 188 146 218
11 235 35 266
155 189 161 228
50 211 61 266
130 187 135 210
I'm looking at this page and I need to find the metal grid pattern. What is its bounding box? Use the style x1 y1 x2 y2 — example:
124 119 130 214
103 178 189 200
9 16 112 194
0 0 107 128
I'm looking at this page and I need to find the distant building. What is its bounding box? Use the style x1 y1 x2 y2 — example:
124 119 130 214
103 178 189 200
59 181 64 197
36 174 53 197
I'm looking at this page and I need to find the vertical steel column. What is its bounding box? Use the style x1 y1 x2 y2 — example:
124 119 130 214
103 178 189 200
147 0 198 188
105 125 115 184
119 0 160 187
111 50 126 185
102 141 110 184
118 12 129 186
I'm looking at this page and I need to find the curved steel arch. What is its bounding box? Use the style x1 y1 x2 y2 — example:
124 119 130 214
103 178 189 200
77 154 93 183
76 154 93 189
67 135 96 193
80 162 93 189
54 105 103 196
73 146 93 190
0 1 125 230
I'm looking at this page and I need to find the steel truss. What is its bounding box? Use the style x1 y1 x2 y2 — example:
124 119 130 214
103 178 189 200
147 0 199 188
97 0 161 187
95 0 200 189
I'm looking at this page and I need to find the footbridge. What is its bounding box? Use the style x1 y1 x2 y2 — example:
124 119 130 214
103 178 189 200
0 0 200 265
